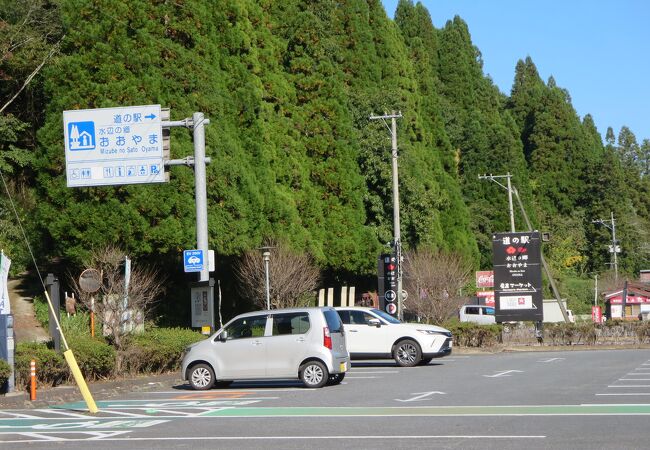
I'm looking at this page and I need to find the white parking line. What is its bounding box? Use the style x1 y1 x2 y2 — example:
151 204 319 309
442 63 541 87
620 378 650 381
35 409 91 419
349 370 399 374
344 376 379 379
596 393 650 396
153 389 309 394
608 385 650 388
0 412 40 419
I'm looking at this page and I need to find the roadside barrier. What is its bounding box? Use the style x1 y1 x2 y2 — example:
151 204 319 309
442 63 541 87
30 359 36 401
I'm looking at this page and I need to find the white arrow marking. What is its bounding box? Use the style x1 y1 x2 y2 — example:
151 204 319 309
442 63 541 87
484 370 523 378
395 391 446 402
538 358 565 363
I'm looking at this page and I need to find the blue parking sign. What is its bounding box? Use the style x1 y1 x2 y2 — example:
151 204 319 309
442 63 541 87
183 250 204 272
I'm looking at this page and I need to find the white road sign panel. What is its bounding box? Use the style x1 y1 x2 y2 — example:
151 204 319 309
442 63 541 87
63 105 165 187
499 295 534 310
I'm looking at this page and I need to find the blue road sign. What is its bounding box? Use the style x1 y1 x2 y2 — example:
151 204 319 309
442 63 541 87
183 250 204 273
63 105 165 187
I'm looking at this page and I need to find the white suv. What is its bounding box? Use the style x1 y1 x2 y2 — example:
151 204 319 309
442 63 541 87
335 307 452 367
182 307 349 389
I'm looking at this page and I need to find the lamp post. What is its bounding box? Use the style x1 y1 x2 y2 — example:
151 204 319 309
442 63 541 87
259 247 273 310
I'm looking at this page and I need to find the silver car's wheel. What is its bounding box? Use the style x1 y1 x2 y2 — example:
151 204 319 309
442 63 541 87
189 363 215 390
393 339 422 367
300 361 329 388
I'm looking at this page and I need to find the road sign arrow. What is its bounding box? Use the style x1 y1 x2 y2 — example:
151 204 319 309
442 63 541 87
145 113 156 120
395 391 446 402
483 370 524 378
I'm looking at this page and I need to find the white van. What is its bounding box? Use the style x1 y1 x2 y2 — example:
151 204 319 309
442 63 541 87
459 305 496 325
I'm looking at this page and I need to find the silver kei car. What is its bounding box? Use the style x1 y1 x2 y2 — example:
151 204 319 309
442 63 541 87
181 307 349 389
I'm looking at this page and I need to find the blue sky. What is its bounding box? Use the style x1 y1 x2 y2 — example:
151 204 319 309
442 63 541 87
381 0 650 143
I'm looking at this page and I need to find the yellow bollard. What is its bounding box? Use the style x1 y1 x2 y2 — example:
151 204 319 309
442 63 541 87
63 350 98 413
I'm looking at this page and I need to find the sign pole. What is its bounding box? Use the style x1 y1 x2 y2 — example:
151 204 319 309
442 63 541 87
193 112 210 283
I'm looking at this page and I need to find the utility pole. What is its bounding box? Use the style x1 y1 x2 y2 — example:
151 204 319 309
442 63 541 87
478 173 515 232
592 212 619 284
369 112 403 319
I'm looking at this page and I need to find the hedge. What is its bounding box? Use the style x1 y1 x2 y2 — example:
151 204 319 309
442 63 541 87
15 342 67 388
67 334 115 380
121 327 206 374
0 358 11 387
443 319 502 347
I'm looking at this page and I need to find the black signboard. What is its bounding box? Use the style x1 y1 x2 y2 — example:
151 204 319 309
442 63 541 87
492 232 543 322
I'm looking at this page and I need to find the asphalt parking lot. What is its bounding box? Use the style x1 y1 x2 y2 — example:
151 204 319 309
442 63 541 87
2 349 650 449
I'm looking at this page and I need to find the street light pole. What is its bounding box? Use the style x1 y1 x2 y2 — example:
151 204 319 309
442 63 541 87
263 252 270 310
369 112 403 319
259 246 273 310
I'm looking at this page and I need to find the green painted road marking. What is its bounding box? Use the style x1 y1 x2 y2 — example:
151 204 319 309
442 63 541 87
204 404 650 417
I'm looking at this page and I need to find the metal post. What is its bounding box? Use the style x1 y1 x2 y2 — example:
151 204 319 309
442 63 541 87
390 115 404 320
611 212 618 284
263 251 271 310
369 112 403 319
594 274 598 306
511 187 570 323
44 274 61 352
193 112 210 282
592 212 619 283
622 280 628 319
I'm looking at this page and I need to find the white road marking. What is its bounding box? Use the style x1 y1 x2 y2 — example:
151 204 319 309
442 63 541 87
0 411 42 419
349 370 398 374
395 391 446 402
0 434 546 444
344 376 379 379
484 370 523 378
95 409 151 417
152 389 309 393
537 358 565 363
596 393 650 396
608 385 650 388
35 409 91 419
619 378 650 381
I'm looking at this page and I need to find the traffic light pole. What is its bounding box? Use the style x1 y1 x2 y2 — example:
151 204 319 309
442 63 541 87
370 112 403 319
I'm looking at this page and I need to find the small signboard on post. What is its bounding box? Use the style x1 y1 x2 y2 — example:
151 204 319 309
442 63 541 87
183 250 204 273
63 105 165 187
492 231 543 322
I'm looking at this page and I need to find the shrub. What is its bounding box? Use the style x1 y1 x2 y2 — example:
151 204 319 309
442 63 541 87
67 334 115 380
15 342 68 388
0 359 11 387
635 322 650 344
121 327 206 374
443 319 502 347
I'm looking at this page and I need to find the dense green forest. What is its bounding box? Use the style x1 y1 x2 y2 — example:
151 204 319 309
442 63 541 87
2 0 650 320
